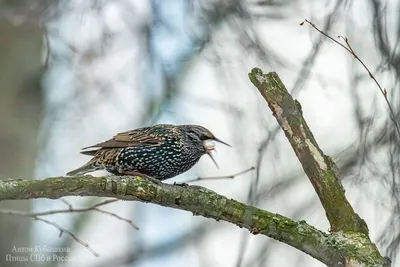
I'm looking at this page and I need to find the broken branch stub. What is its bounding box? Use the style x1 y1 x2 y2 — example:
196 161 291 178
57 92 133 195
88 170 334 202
248 67 368 235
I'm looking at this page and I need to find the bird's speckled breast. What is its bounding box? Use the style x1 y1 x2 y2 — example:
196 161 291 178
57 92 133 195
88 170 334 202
114 137 203 180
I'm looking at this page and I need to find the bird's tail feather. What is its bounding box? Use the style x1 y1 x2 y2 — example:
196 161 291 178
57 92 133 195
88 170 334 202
66 160 99 176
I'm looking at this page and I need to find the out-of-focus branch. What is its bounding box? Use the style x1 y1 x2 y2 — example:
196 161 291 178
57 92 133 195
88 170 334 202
185 166 255 183
300 19 400 139
248 68 368 235
0 175 389 266
0 198 139 256
0 198 139 230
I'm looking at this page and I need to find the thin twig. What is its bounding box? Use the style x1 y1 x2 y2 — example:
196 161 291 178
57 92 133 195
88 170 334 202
59 198 73 210
0 199 140 256
42 25 51 69
186 167 255 183
0 199 120 217
1 210 99 256
300 19 400 139
93 208 139 230
34 216 99 256
0 199 138 229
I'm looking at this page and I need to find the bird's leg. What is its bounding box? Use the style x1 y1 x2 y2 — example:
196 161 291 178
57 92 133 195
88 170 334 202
173 182 189 187
119 170 162 185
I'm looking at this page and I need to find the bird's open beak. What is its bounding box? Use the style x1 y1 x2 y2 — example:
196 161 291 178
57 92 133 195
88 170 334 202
203 138 230 169
203 140 219 169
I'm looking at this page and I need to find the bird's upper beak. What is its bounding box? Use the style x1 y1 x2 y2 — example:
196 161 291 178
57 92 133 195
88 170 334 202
214 137 231 147
203 138 231 153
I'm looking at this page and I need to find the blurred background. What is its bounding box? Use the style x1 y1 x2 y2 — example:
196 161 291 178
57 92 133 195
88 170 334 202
0 0 399 266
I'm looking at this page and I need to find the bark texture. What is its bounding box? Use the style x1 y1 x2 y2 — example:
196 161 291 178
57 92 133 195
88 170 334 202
249 68 368 234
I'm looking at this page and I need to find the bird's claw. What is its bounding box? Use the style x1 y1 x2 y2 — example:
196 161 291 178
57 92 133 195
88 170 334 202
173 182 189 187
120 170 162 185
142 175 162 185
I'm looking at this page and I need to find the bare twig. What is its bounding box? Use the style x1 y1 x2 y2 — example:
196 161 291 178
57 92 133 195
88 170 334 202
0 198 139 256
34 216 99 256
1 210 98 256
0 199 138 229
185 167 255 183
300 19 400 139
42 25 51 69
93 208 138 230
59 198 73 210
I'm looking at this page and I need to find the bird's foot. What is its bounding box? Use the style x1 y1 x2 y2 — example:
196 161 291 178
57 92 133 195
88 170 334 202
119 171 162 185
142 175 162 185
173 182 189 187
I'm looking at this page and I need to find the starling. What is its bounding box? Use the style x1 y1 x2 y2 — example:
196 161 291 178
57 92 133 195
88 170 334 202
66 124 230 180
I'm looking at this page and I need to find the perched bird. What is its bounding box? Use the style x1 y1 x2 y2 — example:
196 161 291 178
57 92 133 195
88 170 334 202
66 124 230 180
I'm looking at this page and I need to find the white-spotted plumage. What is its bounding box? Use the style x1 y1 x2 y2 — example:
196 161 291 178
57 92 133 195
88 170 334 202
66 124 230 180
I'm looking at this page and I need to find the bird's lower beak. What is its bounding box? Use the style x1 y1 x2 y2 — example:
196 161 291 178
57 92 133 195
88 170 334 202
207 151 219 169
203 138 230 169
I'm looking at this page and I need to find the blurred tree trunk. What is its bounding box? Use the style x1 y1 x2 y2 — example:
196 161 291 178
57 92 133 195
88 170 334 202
0 18 43 267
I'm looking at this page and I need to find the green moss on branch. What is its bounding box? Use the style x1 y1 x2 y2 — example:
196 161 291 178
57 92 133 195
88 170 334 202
0 176 389 266
248 67 368 235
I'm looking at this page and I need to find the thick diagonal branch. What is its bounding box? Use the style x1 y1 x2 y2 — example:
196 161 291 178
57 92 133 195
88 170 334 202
0 176 387 266
248 68 368 235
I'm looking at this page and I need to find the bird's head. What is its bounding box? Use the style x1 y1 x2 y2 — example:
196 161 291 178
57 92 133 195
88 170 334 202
182 125 230 168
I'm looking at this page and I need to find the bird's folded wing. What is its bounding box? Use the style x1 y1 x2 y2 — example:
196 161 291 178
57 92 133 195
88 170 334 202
81 126 170 150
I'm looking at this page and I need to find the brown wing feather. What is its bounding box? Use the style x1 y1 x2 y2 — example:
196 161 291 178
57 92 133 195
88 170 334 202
81 125 175 152
67 148 120 175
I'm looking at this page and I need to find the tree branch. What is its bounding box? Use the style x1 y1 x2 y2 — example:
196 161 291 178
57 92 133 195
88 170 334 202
248 68 369 235
0 176 388 266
